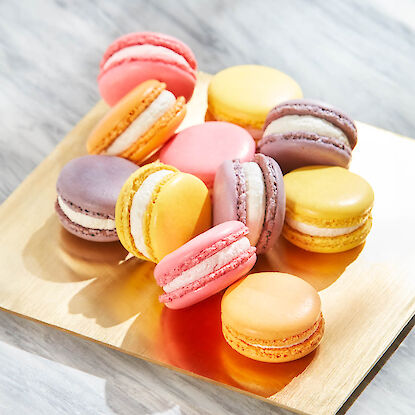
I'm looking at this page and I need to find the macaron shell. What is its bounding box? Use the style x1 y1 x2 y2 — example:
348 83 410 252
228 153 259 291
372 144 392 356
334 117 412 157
222 315 324 363
119 97 186 163
159 122 255 188
99 60 196 106
57 155 138 216
213 155 285 254
213 161 240 226
164 252 257 309
155 221 248 285
55 201 119 242
284 166 374 227
284 166 374 224
100 32 197 73
115 163 179 261
87 80 164 154
148 173 212 262
207 65 303 130
254 154 286 254
258 133 352 174
283 215 373 253
263 99 357 149
221 272 321 340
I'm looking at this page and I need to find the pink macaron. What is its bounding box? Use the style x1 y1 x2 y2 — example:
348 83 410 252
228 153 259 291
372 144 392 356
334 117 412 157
159 121 256 188
98 32 197 106
154 221 257 309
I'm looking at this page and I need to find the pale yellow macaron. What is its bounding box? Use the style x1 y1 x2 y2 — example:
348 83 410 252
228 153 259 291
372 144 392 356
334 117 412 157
206 65 302 139
283 166 374 253
115 162 212 263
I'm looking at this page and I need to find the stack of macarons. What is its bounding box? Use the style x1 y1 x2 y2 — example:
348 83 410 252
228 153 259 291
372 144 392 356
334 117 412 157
53 30 376 364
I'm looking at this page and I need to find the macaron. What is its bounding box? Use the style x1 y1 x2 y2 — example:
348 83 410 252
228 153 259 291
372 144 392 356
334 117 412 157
87 80 186 164
221 272 325 363
283 166 374 253
206 65 302 140
155 221 256 309
98 32 197 106
258 99 358 173
55 155 138 242
213 154 285 254
115 162 211 263
159 121 255 188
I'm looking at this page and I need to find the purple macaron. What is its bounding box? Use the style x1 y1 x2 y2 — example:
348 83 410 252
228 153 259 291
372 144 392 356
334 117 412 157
258 99 357 173
213 154 285 254
55 155 137 242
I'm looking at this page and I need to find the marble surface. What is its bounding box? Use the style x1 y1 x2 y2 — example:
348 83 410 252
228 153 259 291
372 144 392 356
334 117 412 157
0 0 414 414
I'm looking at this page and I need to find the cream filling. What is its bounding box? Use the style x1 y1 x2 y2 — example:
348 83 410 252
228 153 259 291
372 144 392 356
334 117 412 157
58 196 115 230
263 115 350 148
246 322 319 349
103 44 191 70
130 170 174 257
163 237 251 293
105 90 176 156
286 216 363 237
241 162 265 246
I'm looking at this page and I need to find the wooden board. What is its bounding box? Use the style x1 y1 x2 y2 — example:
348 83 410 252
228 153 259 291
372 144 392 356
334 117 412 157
0 72 414 415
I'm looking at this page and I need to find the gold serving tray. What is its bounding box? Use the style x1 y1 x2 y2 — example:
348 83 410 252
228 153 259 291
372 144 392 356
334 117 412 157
0 72 414 415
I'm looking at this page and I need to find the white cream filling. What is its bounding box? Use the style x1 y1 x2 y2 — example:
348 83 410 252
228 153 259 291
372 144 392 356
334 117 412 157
58 196 115 230
163 237 251 293
286 216 363 237
103 44 191 70
241 163 266 246
263 115 350 148
246 322 319 349
130 170 174 257
105 90 176 156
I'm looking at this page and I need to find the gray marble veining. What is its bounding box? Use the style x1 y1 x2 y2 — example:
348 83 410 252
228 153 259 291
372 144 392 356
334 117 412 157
0 0 414 414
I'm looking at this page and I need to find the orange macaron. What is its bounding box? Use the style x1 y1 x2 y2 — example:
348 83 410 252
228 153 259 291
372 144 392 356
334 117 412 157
221 272 324 363
87 80 186 163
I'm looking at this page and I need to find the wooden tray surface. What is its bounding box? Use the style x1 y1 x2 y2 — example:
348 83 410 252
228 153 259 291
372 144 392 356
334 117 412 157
0 72 414 415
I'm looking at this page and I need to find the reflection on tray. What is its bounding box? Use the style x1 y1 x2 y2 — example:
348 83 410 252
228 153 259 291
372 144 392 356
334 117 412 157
24 215 363 397
255 237 363 291
159 293 314 397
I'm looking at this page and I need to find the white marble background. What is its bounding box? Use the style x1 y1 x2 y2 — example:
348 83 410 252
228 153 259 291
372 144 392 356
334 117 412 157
0 0 414 414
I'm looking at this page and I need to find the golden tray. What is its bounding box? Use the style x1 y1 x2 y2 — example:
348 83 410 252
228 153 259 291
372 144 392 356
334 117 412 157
0 72 414 415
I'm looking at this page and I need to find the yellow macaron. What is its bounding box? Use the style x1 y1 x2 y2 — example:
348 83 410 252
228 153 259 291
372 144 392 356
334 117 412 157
115 162 211 263
283 166 374 253
206 65 302 139
221 272 324 363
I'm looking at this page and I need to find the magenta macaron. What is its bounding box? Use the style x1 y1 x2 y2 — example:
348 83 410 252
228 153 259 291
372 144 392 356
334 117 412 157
258 99 358 173
98 32 197 106
213 154 285 254
154 221 257 309
55 155 137 242
159 121 256 189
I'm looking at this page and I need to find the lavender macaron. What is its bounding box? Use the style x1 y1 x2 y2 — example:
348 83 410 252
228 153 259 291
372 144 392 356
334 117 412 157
213 154 285 254
258 99 357 173
55 155 137 241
